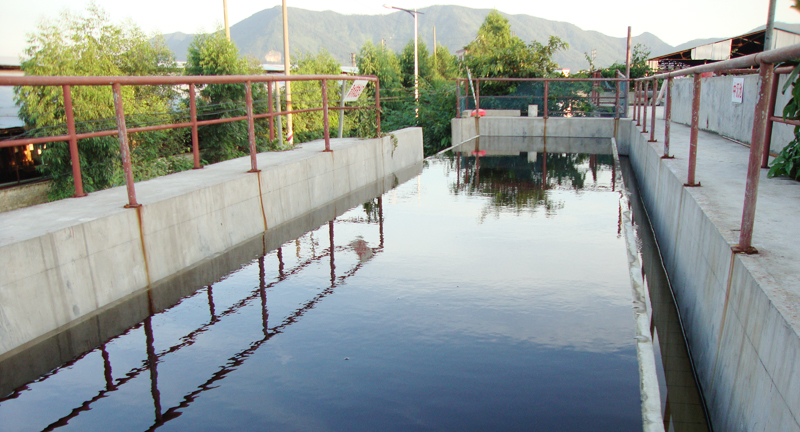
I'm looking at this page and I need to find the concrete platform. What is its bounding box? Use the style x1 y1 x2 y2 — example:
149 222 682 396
625 116 800 431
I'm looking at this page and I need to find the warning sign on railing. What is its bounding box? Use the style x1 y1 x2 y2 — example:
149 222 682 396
343 80 369 102
732 78 744 104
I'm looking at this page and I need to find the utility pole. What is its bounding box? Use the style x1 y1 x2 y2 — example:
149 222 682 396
765 0 778 51
223 0 230 40
433 26 437 72
282 0 293 145
625 26 631 79
351 53 356 67
384 5 424 118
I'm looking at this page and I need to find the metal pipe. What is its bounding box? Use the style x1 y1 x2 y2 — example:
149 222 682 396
245 81 258 172
687 74 702 186
267 81 274 141
543 80 549 119
475 79 480 110
642 80 649 134
456 78 461 117
322 79 331 151
614 80 620 120
0 74 379 86
737 63 774 252
634 81 639 124
189 83 201 169
111 83 139 208
338 78 346 138
649 78 657 142
375 80 381 138
762 69 780 168
62 84 86 197
664 77 673 157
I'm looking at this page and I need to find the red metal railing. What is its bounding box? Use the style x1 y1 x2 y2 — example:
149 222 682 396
634 43 800 253
455 77 628 119
0 74 380 207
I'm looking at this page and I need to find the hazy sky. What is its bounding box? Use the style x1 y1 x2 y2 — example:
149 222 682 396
1 0 798 59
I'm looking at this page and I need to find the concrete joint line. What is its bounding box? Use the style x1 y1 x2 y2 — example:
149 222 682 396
255 170 268 231
710 252 737 388
134 206 152 287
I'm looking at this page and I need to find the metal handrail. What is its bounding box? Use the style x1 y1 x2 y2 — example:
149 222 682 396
630 41 800 253
0 74 381 207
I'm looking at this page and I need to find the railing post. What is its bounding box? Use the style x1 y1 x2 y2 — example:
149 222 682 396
245 81 258 172
642 80 649 134
736 62 774 253
456 78 461 117
664 76 673 157
687 74 702 186
268 81 274 141
475 78 480 110
375 79 381 138
634 81 640 124
62 85 86 197
111 83 139 208
614 79 621 120
322 78 331 151
762 68 780 168
649 78 658 142
189 83 201 169
544 80 549 119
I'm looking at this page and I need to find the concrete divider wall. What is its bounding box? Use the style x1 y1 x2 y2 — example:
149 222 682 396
624 121 800 431
0 127 423 358
670 74 794 155
451 117 620 145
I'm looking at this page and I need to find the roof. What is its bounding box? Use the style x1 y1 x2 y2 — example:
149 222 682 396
649 27 800 68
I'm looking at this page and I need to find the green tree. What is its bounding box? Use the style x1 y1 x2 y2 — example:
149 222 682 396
433 45 459 80
464 10 567 80
15 5 183 200
399 39 434 87
357 41 403 91
600 43 652 82
290 49 345 142
185 30 275 162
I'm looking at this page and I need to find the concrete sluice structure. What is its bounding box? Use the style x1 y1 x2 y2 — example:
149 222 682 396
453 115 800 431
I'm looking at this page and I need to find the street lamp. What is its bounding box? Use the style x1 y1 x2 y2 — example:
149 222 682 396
384 4 424 117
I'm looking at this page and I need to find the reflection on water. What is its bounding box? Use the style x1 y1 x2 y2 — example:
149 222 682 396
0 139 706 431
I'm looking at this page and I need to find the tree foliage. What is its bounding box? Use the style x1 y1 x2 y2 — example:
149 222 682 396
291 49 346 142
400 39 434 87
599 43 652 82
464 10 568 80
15 5 184 200
185 30 276 162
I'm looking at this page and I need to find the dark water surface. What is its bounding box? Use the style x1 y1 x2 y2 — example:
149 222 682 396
0 138 706 431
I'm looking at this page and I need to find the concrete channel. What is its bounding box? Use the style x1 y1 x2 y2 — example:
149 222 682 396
453 114 800 431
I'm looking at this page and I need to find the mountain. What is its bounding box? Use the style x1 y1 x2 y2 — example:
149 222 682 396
163 5 674 72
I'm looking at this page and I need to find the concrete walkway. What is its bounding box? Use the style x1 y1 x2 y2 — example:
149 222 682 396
631 111 800 305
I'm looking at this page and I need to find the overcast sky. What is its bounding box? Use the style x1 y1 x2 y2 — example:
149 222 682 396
1 0 798 59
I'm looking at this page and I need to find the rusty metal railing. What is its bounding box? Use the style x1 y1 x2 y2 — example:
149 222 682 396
633 43 800 253
455 77 628 119
0 74 380 208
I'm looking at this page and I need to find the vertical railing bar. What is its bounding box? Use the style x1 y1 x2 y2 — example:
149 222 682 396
664 77 673 158
189 83 201 169
456 78 461 118
687 74 702 186
642 80 649 134
322 78 331 151
736 62 774 253
62 84 86 197
475 78 480 111
268 81 274 142
375 79 381 138
649 78 658 142
245 81 258 172
111 83 139 208
614 79 621 120
762 68 780 168
634 81 640 124
544 80 549 119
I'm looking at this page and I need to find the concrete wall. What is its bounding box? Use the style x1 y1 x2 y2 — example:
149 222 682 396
451 117 621 146
0 160 422 396
624 121 800 432
670 74 794 155
0 128 423 358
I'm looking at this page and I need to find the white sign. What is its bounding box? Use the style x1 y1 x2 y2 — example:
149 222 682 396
343 80 369 102
732 77 744 104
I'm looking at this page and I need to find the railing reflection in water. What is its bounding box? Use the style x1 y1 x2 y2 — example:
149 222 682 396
0 200 384 431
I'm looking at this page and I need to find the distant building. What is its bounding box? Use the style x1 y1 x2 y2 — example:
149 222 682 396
648 26 800 72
